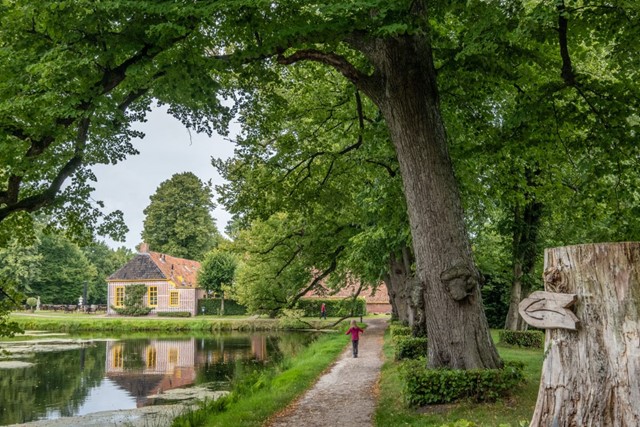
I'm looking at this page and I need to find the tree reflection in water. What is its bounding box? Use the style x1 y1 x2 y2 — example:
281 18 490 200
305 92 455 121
0 332 316 426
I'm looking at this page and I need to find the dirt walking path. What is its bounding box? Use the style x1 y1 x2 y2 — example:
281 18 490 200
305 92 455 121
268 318 388 427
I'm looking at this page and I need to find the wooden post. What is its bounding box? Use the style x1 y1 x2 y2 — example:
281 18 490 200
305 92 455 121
529 242 640 426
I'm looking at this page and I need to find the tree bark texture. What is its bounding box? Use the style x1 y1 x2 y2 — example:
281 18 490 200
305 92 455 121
357 34 501 369
385 251 413 325
504 194 543 331
531 242 640 426
385 249 427 337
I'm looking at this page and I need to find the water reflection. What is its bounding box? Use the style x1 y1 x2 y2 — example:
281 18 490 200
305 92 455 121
0 333 313 426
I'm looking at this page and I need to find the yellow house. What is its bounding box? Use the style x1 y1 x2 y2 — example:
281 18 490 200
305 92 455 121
107 243 205 316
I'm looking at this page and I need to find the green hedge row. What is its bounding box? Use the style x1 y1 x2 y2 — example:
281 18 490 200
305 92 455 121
499 329 544 348
157 311 191 317
296 297 367 317
389 324 412 339
401 360 525 406
198 299 247 316
395 336 428 360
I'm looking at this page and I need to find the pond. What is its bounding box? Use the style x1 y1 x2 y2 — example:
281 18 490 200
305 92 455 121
0 332 316 426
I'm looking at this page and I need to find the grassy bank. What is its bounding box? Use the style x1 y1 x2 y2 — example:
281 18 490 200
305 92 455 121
172 329 348 427
7 312 381 334
375 330 543 427
8 312 289 333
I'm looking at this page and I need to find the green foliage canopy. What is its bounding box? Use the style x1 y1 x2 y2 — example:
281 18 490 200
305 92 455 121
0 0 231 241
29 234 96 304
197 249 237 295
142 172 220 261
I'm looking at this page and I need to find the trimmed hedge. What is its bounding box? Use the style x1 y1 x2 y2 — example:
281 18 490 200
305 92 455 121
198 298 247 316
296 297 367 317
401 360 525 406
499 329 544 348
395 336 428 360
389 324 412 340
157 311 191 317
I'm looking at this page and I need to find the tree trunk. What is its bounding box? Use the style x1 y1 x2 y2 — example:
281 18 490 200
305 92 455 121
530 242 640 426
357 34 501 369
505 192 543 331
384 248 420 326
504 263 526 330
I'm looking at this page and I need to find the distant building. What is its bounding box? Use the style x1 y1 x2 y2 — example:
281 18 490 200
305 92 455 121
106 243 204 316
304 281 392 314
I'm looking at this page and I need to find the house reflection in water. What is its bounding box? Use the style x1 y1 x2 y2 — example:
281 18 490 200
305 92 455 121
105 336 270 407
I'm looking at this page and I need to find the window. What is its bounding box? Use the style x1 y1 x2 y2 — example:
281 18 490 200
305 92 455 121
169 291 179 307
112 345 123 369
168 348 178 365
115 287 125 307
147 347 157 369
148 286 158 307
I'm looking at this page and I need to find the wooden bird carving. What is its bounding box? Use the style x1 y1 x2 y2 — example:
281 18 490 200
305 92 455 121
518 291 579 330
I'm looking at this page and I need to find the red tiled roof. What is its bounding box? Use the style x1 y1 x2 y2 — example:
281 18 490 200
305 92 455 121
147 251 200 288
107 250 201 288
304 281 390 304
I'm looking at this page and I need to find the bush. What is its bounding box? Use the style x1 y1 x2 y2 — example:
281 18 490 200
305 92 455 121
499 329 544 348
296 297 366 317
401 360 525 406
157 311 191 317
198 298 247 315
389 324 411 340
111 284 152 316
26 297 38 309
394 336 428 360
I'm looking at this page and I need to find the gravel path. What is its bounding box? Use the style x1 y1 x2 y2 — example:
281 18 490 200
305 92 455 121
267 318 388 427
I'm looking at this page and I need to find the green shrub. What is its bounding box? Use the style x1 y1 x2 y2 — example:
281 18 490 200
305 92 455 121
198 298 247 315
157 311 191 317
394 336 428 360
401 360 525 406
296 297 366 317
389 324 411 340
111 284 152 316
499 330 544 348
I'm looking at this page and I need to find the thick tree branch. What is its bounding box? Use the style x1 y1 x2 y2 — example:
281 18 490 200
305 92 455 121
257 229 305 255
557 1 575 87
0 118 90 222
275 246 303 277
365 159 397 177
290 245 345 306
557 1 602 119
277 49 366 86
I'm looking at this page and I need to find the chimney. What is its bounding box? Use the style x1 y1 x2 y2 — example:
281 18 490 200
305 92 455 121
139 242 149 253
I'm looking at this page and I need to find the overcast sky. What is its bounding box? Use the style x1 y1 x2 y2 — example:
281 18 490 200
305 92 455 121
90 106 238 251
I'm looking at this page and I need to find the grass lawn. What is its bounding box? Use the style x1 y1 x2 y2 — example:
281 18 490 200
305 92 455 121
375 329 543 427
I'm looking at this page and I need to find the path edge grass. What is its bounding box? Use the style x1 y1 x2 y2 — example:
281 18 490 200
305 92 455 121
172 330 348 427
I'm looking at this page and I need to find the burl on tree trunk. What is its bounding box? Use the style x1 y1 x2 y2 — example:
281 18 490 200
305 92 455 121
528 242 640 427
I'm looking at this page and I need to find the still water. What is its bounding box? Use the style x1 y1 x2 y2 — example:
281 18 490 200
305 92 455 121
0 332 315 425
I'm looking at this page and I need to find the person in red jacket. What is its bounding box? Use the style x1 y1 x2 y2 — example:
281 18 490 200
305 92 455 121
345 319 364 358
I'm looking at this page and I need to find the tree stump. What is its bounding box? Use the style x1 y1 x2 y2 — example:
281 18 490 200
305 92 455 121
530 242 640 426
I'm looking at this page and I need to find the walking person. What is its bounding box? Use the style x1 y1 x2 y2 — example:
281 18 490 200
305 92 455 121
345 319 364 358
320 302 327 319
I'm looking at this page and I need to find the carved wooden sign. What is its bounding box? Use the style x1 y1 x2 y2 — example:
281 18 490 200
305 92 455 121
518 291 579 330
